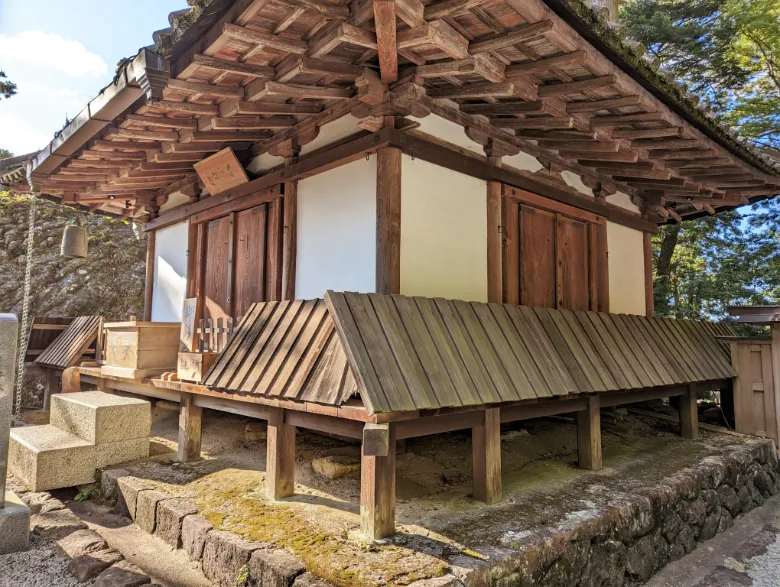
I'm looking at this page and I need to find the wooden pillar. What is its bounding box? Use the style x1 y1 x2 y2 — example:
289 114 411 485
361 423 396 539
143 230 156 321
487 158 503 303
472 407 502 504
680 385 699 439
595 221 610 312
376 147 402 295
266 408 296 500
643 232 654 317
178 392 203 462
42 369 59 409
577 396 602 470
61 367 81 393
282 154 299 301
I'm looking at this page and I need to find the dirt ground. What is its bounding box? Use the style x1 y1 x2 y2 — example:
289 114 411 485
74 399 758 587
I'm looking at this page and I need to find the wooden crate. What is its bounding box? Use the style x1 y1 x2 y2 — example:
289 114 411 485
101 321 181 379
177 352 219 382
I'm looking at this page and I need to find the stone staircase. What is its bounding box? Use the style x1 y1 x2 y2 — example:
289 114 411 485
9 392 151 492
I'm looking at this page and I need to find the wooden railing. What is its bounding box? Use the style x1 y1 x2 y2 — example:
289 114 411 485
195 316 241 352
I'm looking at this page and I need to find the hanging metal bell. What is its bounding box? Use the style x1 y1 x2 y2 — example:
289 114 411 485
61 225 88 258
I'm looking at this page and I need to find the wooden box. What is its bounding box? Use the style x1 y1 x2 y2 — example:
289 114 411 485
177 352 219 383
101 321 181 379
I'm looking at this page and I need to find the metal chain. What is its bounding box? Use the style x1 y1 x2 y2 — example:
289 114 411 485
14 193 36 415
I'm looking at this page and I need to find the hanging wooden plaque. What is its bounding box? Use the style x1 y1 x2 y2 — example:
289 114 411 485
194 147 249 195
180 298 200 352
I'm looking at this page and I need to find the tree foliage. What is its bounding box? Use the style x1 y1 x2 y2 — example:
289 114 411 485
0 70 16 100
0 149 12 160
621 0 780 320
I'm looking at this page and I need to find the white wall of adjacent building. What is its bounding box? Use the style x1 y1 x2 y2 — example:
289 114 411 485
607 221 647 315
151 222 188 322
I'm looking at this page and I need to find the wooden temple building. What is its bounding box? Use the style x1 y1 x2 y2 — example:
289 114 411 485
8 0 780 539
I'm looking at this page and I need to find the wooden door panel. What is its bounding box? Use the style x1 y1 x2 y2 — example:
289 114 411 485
557 216 590 311
234 204 268 318
204 216 231 322
519 204 556 309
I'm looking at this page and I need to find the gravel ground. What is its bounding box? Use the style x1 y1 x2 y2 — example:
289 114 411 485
0 534 95 587
744 534 780 587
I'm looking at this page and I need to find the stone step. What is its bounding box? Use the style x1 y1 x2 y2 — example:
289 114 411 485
9 425 97 492
50 391 151 444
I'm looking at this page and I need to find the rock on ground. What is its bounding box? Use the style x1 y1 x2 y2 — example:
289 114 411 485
69 549 124 582
311 455 360 479
94 559 151 587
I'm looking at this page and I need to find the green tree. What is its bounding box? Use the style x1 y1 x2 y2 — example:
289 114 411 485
0 70 16 100
0 149 12 160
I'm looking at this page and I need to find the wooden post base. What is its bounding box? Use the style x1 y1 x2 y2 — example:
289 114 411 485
472 407 502 504
267 408 296 500
178 392 203 462
577 396 602 470
360 423 396 539
680 386 699 439
61 367 82 393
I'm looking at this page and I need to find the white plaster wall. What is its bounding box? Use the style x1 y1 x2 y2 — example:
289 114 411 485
400 155 488 302
412 115 484 154
561 170 595 196
248 152 284 174
151 222 188 322
607 221 647 316
159 190 190 213
503 151 544 173
295 158 377 299
301 115 364 155
607 191 641 213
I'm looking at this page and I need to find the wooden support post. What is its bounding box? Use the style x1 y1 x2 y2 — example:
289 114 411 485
361 422 396 539
178 392 203 462
61 367 81 393
487 157 503 303
472 407 502 504
376 147 402 295
143 230 156 321
771 324 780 445
282 154 299 301
577 395 602 470
643 231 654 317
680 385 699 439
43 369 59 410
266 408 296 500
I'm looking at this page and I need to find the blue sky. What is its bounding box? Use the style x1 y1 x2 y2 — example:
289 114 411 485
0 0 186 155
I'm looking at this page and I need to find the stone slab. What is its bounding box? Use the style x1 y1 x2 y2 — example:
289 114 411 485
57 528 109 558
31 508 88 540
95 559 152 587
50 391 151 444
0 315 19 503
182 514 213 561
117 476 153 519
95 437 149 470
0 491 30 555
135 489 167 534
9 425 96 491
203 530 261 587
69 548 124 582
249 548 305 587
155 498 198 548
293 574 336 587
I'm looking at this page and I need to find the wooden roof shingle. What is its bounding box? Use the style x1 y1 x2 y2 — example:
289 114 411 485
34 316 101 369
203 292 736 414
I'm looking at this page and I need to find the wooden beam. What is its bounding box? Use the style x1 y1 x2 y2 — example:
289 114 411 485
538 75 616 97
125 114 197 130
577 395 602 470
211 116 297 130
612 127 682 140
192 53 275 78
222 22 309 54
632 139 701 150
472 407 501 504
566 95 642 113
361 422 396 539
558 150 639 163
178 392 203 462
166 79 245 98
219 100 322 117
143 231 155 321
429 81 516 99
266 408 296 499
460 101 544 115
374 0 398 83
506 50 587 76
257 81 354 100
468 20 553 54
590 112 667 127
397 19 469 59
105 128 179 142
679 386 699 439
495 117 575 130
93 140 162 151
376 147 402 295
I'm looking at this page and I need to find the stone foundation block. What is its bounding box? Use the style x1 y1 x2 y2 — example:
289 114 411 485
50 391 151 444
117 476 152 519
0 491 30 555
31 508 88 540
407 576 464 587
203 530 261 587
293 574 337 587
57 528 108 558
95 438 149 470
182 514 212 561
9 425 96 491
135 489 167 534
69 549 123 582
95 559 151 587
249 548 305 587
100 468 129 505
155 498 198 548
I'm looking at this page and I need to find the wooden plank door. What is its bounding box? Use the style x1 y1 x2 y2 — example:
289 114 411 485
203 215 232 324
233 204 268 318
556 216 590 311
519 204 557 309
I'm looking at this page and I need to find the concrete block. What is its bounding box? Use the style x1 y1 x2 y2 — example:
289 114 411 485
203 530 261 587
182 514 212 561
135 489 166 534
0 491 30 555
95 438 149 470
155 498 198 548
50 391 151 444
117 476 153 519
249 548 305 587
9 425 96 491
